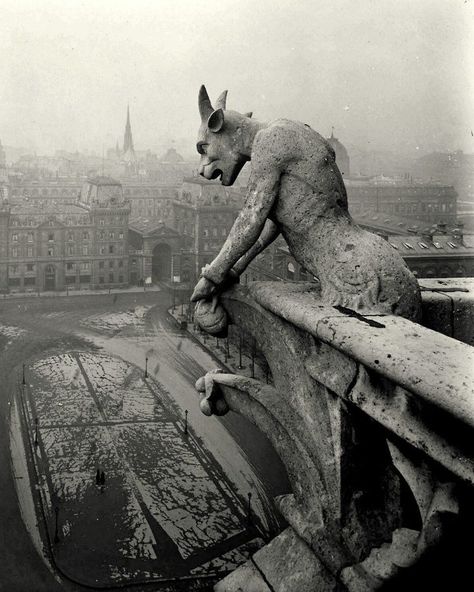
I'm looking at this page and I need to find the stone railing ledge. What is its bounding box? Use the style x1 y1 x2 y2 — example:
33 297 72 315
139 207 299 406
230 282 474 429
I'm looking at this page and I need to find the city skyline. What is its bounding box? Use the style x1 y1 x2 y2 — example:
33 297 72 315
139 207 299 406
1 0 473 158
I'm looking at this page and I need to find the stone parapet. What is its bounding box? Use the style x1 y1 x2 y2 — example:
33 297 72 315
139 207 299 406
195 281 473 591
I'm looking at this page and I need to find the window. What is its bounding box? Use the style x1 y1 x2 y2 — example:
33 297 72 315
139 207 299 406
203 228 209 237
68 246 74 255
27 233 33 243
26 264 34 272
402 242 414 250
99 276 104 284
109 273 114 283
118 275 124 283
109 245 114 254
12 247 18 257
9 265 18 274
27 247 33 257
67 233 74 242
99 231 105 240
99 219 105 226
389 243 399 250
82 231 89 240
82 245 89 256
119 231 124 239
109 232 115 239
48 247 54 256
99 261 104 269
109 261 114 269
80 262 90 272
213 228 218 236
418 242 429 249
132 259 137 266
12 233 18 242
433 242 443 249
447 241 458 249
99 246 105 255
118 260 123 268
67 263 74 271
48 233 54 242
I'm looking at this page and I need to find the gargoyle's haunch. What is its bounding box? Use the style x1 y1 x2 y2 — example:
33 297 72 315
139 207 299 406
191 85 421 321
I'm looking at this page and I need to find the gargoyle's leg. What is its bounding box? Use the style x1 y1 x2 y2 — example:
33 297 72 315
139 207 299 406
232 219 280 276
201 172 280 285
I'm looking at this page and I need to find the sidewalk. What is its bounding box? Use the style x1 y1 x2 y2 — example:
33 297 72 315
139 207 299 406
1 284 161 301
168 304 272 384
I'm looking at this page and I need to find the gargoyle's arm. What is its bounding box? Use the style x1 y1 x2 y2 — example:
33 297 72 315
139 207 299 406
201 170 280 286
232 219 280 276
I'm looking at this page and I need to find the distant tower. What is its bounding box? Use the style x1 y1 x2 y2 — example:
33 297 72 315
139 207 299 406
121 106 138 175
123 105 134 154
0 138 8 198
327 128 350 178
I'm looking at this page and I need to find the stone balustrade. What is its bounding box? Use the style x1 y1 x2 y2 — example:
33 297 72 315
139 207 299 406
195 279 474 591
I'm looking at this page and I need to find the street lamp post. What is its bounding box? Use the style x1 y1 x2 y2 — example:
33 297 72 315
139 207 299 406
54 506 60 543
184 410 188 435
247 492 252 526
145 357 148 378
22 363 26 386
238 328 243 369
251 339 256 378
34 417 39 447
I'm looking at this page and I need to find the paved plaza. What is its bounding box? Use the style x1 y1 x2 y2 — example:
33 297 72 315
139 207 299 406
0 291 287 591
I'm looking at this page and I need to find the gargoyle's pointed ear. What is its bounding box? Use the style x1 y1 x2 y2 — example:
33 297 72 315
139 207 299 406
199 85 214 121
207 109 225 133
215 90 228 110
244 112 253 118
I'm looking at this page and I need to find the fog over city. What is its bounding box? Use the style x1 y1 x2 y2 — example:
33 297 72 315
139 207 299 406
1 0 473 158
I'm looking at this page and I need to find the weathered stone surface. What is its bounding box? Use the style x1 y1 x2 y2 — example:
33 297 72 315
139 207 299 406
214 560 271 592
249 282 474 429
419 278 474 345
252 528 336 592
191 86 421 321
196 281 473 591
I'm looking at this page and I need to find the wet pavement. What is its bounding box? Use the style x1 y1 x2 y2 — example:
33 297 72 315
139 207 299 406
1 291 289 591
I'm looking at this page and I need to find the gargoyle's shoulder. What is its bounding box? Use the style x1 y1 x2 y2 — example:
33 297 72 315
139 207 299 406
254 119 331 154
252 120 307 164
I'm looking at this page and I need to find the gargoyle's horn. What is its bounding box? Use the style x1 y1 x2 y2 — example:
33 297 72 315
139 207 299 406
215 90 228 110
199 85 214 121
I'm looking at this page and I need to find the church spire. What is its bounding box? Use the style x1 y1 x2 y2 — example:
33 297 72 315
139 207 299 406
123 105 134 154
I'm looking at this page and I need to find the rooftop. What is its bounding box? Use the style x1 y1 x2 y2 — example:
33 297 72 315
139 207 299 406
87 175 122 187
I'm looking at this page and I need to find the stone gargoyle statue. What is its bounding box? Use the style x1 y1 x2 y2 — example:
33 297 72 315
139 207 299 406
191 85 421 322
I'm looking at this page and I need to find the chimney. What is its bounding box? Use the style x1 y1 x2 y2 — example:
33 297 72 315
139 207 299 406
421 228 434 243
452 222 464 243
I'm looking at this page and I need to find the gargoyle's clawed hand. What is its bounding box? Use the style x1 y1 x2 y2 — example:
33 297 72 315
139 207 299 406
191 277 217 302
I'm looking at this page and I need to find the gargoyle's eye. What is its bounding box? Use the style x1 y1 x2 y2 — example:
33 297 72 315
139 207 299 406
196 141 208 155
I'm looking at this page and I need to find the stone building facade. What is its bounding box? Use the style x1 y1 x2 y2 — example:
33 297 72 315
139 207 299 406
346 180 458 225
0 176 130 292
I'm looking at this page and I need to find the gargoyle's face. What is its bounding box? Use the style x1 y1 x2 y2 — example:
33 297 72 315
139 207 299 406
196 112 248 187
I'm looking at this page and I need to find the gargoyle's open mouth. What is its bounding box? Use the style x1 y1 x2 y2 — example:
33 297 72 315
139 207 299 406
210 168 223 180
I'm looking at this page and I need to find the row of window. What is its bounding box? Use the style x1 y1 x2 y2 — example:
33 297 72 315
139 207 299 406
10 244 125 257
12 230 125 242
9 260 127 275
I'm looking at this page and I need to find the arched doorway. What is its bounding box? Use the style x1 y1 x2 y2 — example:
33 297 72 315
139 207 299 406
44 264 56 290
152 243 172 281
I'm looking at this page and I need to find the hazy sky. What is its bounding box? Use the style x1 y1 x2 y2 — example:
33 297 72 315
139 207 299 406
1 0 473 157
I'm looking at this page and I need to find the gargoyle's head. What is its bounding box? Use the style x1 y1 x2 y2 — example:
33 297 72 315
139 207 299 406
197 85 253 186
